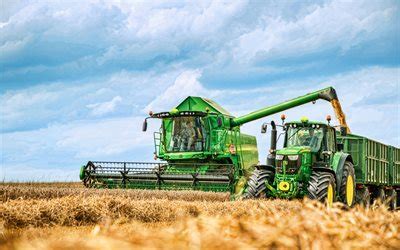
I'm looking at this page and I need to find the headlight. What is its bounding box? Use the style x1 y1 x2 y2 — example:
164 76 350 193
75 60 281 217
276 154 284 160
288 155 299 161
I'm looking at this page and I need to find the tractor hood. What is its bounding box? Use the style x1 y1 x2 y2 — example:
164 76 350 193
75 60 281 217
276 146 311 155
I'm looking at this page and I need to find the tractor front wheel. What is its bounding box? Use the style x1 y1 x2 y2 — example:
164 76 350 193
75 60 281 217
242 169 274 199
307 171 336 207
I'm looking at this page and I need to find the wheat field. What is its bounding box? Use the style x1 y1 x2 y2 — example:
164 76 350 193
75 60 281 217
0 183 399 250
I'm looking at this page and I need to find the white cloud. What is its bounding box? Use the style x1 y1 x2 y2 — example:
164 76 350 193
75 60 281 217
0 69 182 132
144 69 207 112
86 95 122 116
233 1 397 63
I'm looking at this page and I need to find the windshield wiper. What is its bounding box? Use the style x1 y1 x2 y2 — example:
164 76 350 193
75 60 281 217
287 128 302 142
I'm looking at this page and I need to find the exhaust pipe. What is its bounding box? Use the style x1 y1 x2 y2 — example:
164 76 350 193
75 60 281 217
266 120 277 166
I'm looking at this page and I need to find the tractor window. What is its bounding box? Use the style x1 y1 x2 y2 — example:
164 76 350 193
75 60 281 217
167 116 206 152
286 126 324 152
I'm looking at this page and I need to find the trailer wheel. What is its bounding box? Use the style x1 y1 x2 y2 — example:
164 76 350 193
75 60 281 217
373 187 386 206
242 169 274 199
307 171 336 207
397 190 400 208
338 161 356 207
388 190 397 210
355 187 370 208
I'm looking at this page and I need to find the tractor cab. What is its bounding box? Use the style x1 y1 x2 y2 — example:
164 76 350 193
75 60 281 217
268 117 339 198
281 117 337 157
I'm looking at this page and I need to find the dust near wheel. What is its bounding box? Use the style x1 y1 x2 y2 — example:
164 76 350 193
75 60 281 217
242 169 274 199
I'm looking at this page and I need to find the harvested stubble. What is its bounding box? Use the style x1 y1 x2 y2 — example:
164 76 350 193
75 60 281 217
0 184 399 249
3 200 400 249
0 185 229 202
0 195 298 228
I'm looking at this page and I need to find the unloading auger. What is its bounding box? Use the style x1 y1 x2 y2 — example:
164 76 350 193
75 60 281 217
79 87 349 194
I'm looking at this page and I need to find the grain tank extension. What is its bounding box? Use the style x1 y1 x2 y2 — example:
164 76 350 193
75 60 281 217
79 87 348 194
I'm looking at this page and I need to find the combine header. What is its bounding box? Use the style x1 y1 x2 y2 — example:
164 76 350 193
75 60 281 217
80 87 349 195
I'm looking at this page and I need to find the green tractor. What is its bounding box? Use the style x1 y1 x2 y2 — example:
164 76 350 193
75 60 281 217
243 116 399 209
243 117 354 207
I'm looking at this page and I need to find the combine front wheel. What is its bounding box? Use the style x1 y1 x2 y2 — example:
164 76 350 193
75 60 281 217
242 169 274 199
307 171 336 207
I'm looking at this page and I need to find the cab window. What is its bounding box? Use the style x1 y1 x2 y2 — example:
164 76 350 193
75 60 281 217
326 127 336 152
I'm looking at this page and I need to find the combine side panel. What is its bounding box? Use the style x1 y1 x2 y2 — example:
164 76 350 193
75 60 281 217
81 161 234 192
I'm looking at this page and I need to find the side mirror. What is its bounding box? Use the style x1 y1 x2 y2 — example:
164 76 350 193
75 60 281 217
142 119 148 132
340 126 347 136
261 124 268 133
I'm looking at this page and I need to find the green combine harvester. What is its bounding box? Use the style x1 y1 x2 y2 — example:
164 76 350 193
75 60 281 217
79 87 399 207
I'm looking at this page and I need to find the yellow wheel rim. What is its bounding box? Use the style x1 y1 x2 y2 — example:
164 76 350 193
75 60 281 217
346 175 354 207
327 184 334 207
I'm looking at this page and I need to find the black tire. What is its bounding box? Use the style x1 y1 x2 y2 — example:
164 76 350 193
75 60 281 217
373 187 386 205
397 190 400 208
307 171 336 206
388 189 397 210
355 187 370 208
338 161 356 207
242 169 274 199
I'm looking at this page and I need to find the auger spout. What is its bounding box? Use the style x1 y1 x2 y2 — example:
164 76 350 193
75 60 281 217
230 87 350 133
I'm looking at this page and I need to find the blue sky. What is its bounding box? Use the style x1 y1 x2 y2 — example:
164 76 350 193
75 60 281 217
1 0 399 181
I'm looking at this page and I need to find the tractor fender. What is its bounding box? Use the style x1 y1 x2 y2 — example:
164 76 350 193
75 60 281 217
255 164 275 172
331 152 353 193
312 167 336 177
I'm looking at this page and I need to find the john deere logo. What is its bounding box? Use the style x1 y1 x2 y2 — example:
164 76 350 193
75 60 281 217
283 160 288 166
278 181 290 191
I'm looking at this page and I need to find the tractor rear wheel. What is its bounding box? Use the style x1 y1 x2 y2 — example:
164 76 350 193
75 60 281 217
242 169 274 199
307 171 336 207
355 187 370 208
338 161 356 207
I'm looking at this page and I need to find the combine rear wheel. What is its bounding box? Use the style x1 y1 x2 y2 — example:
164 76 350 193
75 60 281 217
242 169 274 199
338 161 356 207
307 171 336 207
355 187 370 208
